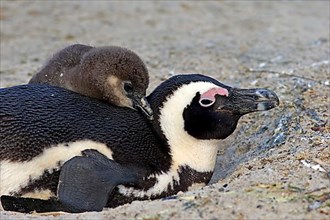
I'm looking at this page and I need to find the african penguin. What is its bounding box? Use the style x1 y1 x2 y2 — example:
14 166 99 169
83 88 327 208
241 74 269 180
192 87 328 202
0 74 279 213
29 44 152 118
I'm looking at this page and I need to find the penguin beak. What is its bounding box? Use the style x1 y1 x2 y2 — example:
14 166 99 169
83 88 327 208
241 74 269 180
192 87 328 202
215 88 279 115
131 94 154 120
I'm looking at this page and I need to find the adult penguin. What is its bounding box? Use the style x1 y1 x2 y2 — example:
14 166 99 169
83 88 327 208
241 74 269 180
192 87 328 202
0 74 279 213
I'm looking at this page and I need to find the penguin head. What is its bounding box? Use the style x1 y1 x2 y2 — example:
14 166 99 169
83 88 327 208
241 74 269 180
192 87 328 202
79 46 153 118
148 74 279 141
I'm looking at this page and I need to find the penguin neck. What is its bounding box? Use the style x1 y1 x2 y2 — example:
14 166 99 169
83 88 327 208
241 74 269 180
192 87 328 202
161 121 219 173
156 82 221 173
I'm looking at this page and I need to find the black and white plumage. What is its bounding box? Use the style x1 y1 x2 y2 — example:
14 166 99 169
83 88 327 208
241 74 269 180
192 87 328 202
0 74 279 213
29 44 152 118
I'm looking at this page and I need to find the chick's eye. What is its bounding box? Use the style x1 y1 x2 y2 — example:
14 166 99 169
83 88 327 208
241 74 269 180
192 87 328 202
124 82 133 93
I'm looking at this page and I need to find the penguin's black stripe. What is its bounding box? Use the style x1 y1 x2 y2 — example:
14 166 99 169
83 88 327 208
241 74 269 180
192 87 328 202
13 169 60 197
107 166 212 208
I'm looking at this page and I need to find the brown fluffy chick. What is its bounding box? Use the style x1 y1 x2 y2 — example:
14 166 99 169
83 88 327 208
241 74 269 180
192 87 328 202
29 44 152 118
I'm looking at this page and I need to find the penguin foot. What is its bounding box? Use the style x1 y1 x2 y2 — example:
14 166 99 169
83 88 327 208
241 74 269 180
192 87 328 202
0 195 75 213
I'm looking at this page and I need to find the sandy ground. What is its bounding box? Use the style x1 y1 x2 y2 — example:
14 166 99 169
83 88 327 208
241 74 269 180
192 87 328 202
0 1 329 219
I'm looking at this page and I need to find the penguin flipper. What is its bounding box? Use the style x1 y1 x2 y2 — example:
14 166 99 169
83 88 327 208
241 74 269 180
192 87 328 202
57 149 143 212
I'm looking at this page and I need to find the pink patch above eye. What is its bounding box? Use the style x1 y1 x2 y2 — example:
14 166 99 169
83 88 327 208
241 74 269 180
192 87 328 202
200 87 229 100
199 87 229 107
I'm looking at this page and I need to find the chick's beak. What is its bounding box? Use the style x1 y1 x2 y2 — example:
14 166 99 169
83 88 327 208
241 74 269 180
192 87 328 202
131 93 154 120
215 87 279 115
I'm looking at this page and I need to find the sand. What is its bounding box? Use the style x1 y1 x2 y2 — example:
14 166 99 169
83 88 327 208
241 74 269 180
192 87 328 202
0 1 329 219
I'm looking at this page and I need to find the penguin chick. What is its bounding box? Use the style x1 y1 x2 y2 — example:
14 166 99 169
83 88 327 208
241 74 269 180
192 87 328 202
29 44 153 118
0 74 279 213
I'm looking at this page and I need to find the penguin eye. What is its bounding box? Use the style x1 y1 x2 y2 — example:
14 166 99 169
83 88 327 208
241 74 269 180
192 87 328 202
124 82 134 94
199 98 215 107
